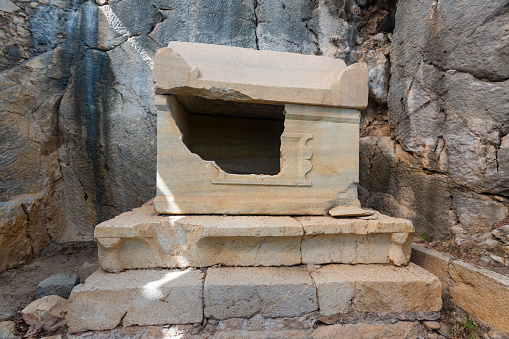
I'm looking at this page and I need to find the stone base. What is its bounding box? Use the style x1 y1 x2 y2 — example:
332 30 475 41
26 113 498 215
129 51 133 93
67 321 430 338
67 264 442 333
95 202 414 272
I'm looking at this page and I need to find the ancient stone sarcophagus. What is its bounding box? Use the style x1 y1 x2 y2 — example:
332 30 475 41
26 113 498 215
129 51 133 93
153 42 369 215
69 44 439 334
94 43 415 273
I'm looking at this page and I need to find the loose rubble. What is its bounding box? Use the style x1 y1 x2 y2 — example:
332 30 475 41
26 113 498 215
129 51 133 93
21 295 69 337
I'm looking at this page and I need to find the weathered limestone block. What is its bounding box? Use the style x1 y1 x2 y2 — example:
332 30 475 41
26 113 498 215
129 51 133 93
298 214 413 266
311 263 442 317
67 269 204 333
64 321 429 338
95 204 303 272
411 243 452 296
449 260 509 334
204 267 317 319
95 203 414 271
153 42 368 215
154 42 367 109
22 295 68 333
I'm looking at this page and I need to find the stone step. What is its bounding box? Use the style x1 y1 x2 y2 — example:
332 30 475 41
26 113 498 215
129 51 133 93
67 263 441 333
95 203 414 272
67 321 430 338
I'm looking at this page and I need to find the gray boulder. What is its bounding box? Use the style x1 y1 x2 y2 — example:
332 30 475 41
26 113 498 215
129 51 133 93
36 273 80 300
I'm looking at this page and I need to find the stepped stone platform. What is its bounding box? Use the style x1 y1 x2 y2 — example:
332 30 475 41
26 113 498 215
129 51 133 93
67 264 441 333
95 202 414 272
67 43 443 335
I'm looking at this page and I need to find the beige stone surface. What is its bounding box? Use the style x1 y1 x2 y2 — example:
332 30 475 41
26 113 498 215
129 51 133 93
154 42 368 109
153 42 369 215
311 321 427 339
449 260 509 334
66 321 428 338
311 263 442 316
299 215 413 266
411 243 452 296
328 205 375 217
22 295 68 333
67 269 204 333
204 267 317 319
95 205 303 271
155 95 361 215
302 233 396 265
95 203 414 271
296 214 414 235
207 322 427 339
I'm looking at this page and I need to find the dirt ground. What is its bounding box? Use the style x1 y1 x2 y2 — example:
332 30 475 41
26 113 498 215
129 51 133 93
0 242 99 321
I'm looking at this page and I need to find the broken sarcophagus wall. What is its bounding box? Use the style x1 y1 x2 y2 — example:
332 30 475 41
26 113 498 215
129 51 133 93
153 42 368 215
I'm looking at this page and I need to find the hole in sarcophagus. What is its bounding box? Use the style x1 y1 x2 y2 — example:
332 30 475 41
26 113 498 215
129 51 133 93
172 95 285 175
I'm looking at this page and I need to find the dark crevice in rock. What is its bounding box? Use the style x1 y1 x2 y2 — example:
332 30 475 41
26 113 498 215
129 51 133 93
253 0 260 50
430 60 509 84
20 203 30 223
303 18 322 56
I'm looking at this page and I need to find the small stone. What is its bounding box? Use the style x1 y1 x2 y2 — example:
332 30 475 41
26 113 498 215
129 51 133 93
480 255 493 265
423 321 441 330
437 323 450 336
451 225 467 235
454 235 470 246
0 0 19 13
492 225 509 244
489 254 505 264
36 273 80 299
329 205 375 217
478 238 500 250
95 0 107 5
488 331 504 339
22 295 68 334
502 246 509 255
0 321 19 339
471 233 492 243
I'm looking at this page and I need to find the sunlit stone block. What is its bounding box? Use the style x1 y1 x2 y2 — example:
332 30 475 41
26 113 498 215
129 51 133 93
152 42 369 215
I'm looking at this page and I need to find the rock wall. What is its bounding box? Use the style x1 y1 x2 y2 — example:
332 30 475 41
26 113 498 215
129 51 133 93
359 0 509 238
0 0 507 270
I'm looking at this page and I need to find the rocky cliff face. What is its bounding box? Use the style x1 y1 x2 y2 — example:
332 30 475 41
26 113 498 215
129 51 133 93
0 0 507 271
360 0 509 239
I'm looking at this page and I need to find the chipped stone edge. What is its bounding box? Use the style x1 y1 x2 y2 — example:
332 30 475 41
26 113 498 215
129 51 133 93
411 243 509 335
95 208 415 272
